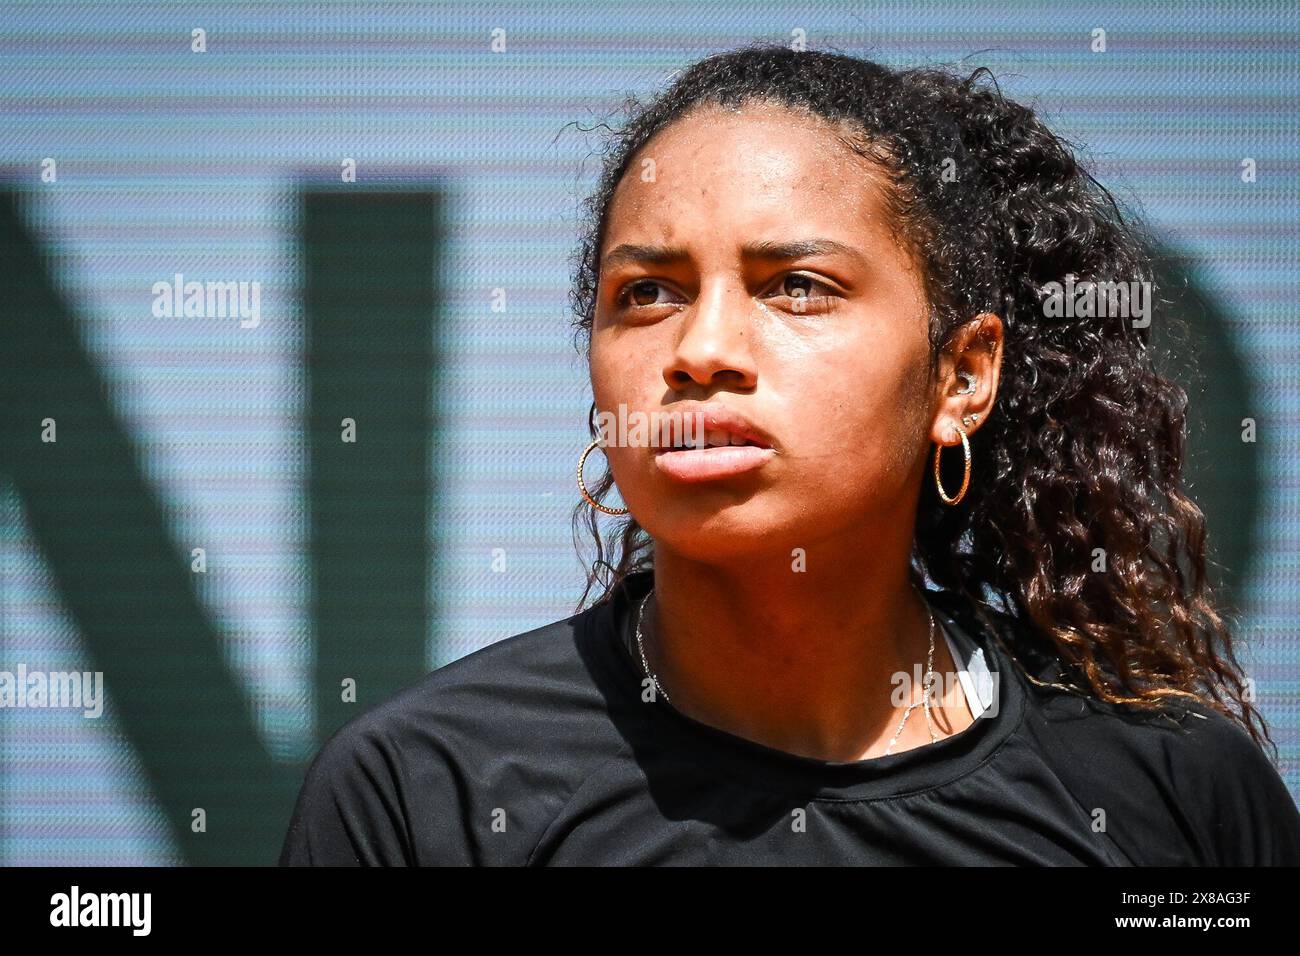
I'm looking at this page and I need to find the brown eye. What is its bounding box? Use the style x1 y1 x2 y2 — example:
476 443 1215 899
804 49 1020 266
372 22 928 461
783 275 817 298
769 273 837 309
618 279 667 307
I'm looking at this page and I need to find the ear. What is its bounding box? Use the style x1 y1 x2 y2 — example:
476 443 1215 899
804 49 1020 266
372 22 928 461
930 313 1003 446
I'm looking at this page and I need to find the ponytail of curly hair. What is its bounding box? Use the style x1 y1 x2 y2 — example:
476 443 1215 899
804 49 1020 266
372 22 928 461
564 42 1273 755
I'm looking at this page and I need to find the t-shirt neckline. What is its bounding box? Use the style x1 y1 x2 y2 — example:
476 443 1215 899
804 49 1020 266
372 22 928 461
598 568 1025 801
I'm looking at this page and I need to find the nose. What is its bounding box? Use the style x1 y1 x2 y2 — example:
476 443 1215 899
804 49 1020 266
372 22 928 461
662 277 758 393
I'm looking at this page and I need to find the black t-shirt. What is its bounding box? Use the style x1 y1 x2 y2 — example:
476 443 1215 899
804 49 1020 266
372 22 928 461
278 569 1300 865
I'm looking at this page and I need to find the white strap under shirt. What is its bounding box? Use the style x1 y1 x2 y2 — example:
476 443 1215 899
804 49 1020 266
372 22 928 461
935 613 995 719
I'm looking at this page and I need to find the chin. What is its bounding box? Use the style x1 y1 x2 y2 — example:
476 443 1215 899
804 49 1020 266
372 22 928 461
639 506 802 563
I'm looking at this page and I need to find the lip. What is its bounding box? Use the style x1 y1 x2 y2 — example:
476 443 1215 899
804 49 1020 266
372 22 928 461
653 401 775 450
652 401 777 482
653 444 776 482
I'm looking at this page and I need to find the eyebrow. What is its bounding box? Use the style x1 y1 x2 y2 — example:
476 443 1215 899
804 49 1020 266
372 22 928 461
601 238 863 271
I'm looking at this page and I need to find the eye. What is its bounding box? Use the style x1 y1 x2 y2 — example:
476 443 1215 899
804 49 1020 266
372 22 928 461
613 273 841 312
615 279 679 309
764 273 840 311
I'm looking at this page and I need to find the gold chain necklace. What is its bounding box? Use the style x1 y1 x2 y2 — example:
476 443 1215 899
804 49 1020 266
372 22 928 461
632 589 941 756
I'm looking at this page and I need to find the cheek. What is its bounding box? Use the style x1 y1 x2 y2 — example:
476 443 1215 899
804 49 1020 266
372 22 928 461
590 336 660 424
588 335 664 479
763 326 930 495
589 330 638 408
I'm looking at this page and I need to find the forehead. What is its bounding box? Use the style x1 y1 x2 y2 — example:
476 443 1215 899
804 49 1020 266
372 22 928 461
603 100 899 253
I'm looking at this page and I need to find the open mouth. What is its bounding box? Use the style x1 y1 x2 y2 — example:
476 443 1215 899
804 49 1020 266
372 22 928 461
656 430 771 453
652 431 775 482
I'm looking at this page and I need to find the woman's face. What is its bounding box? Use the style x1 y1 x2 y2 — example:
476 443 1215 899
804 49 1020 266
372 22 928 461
590 100 943 563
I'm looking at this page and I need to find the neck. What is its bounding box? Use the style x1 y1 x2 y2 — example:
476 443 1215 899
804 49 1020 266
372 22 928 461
642 535 972 762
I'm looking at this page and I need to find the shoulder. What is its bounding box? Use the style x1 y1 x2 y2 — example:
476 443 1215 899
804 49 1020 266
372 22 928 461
933 592 1300 865
1133 697 1300 866
279 601 631 866
1014 658 1300 866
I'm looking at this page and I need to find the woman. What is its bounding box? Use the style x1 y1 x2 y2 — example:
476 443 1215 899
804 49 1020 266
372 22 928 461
280 44 1300 865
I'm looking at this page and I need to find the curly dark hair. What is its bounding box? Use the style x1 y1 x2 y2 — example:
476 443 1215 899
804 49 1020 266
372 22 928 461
564 42 1272 754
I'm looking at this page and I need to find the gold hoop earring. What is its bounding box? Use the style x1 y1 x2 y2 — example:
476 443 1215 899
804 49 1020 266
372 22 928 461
933 424 971 505
577 438 630 516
